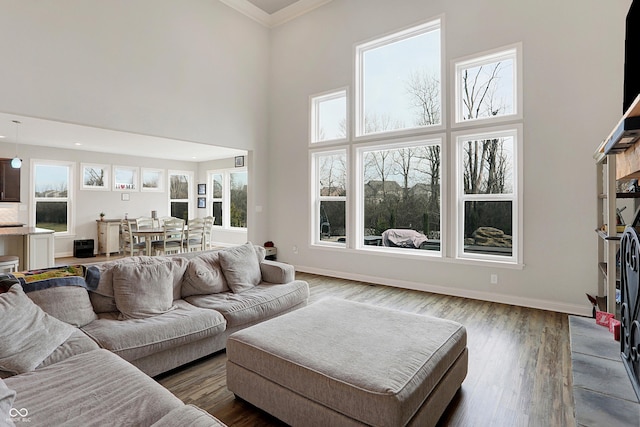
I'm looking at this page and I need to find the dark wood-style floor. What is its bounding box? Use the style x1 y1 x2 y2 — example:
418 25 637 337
156 272 576 427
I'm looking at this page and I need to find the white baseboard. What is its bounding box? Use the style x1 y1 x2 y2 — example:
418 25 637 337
295 265 592 317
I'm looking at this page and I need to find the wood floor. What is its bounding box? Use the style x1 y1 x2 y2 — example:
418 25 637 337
156 272 576 427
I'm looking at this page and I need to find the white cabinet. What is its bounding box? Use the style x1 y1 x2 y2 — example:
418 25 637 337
26 232 54 270
97 220 121 256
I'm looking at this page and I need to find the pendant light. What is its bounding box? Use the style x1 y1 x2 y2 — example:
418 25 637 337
10 120 22 169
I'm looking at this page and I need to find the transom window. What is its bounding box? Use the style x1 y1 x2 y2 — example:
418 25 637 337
310 90 348 143
355 19 442 137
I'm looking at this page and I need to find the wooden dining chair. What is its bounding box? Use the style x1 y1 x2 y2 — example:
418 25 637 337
152 218 184 255
203 216 215 249
183 218 205 252
121 219 146 256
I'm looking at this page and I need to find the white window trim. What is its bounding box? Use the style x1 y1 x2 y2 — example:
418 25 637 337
310 148 348 248
354 134 444 256
30 159 75 236
453 124 523 265
207 168 248 230
309 87 349 145
168 170 194 221
452 43 523 129
354 16 445 141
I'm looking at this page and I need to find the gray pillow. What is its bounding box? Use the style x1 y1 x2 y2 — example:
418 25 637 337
27 286 98 327
181 253 229 297
219 242 262 293
0 378 16 427
112 262 177 320
0 284 75 375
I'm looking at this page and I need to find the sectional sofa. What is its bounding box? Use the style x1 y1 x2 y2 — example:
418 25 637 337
0 242 310 426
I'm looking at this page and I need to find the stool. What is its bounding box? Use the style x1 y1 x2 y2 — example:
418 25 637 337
227 297 468 427
0 255 19 273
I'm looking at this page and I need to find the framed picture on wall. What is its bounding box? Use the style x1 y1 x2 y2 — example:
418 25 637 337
113 166 139 191
235 156 244 167
141 168 164 192
197 197 206 209
197 183 206 195
81 163 110 190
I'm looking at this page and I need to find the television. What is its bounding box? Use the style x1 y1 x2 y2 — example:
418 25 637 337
624 0 640 113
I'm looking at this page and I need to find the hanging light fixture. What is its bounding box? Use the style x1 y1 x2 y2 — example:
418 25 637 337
10 120 22 169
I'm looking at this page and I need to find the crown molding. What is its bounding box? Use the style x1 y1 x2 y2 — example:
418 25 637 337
220 0 332 28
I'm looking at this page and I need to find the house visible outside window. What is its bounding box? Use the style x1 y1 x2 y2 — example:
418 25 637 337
357 139 441 253
32 160 73 234
310 89 348 144
355 19 442 137
168 170 192 221
311 150 347 246
309 17 523 265
208 169 247 229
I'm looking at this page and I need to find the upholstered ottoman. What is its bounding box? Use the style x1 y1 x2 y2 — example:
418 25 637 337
226 297 468 427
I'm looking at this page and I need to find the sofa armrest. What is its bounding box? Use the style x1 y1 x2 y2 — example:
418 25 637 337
260 260 295 284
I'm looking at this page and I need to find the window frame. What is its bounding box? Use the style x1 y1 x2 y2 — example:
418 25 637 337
31 159 74 236
354 135 444 256
354 17 445 140
453 125 523 264
452 43 523 128
167 170 193 221
310 148 349 248
207 168 248 231
310 88 349 145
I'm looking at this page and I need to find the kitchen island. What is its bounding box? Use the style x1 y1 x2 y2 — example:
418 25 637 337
0 226 55 271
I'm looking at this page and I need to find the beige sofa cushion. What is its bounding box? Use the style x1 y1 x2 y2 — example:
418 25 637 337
0 285 75 375
4 349 184 427
112 261 179 320
81 300 226 362
181 253 229 297
219 242 262 293
27 285 97 327
0 378 16 427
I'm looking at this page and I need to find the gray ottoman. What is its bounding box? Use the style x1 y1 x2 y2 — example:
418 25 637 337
226 297 468 427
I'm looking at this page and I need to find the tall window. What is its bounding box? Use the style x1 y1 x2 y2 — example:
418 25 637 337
230 171 247 228
357 139 441 253
456 127 519 261
168 170 192 221
310 90 348 143
356 19 441 137
208 169 247 229
33 161 73 233
312 150 347 245
211 173 223 226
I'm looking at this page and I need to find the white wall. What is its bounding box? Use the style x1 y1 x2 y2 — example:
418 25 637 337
0 0 270 245
267 0 632 315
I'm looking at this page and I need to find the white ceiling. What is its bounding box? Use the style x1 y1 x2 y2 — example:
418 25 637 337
0 113 245 163
220 0 332 27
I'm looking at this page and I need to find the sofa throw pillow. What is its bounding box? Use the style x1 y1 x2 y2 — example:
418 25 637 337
219 242 262 293
181 253 229 297
0 378 16 427
112 262 177 320
0 284 75 375
27 286 98 327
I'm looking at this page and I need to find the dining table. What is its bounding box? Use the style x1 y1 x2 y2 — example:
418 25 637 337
131 228 165 256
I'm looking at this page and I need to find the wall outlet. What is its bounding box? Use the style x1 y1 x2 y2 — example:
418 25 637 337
490 274 498 285
292 245 299 254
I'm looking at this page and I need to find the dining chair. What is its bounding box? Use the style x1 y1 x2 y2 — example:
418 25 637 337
157 216 174 227
121 219 146 256
136 216 155 229
152 218 184 255
183 218 205 252
203 216 215 249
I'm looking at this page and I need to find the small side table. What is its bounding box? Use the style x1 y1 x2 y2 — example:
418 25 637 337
264 246 277 261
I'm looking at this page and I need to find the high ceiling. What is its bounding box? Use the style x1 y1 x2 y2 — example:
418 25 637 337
220 0 332 27
0 113 245 163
